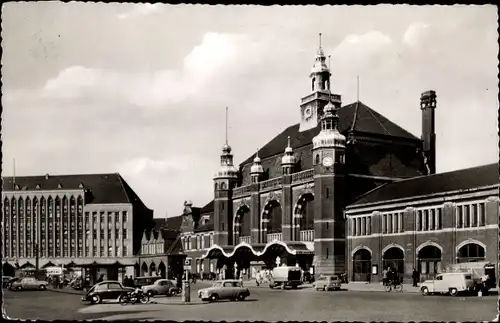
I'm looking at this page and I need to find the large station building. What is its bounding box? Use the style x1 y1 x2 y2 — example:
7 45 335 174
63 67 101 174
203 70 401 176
154 38 499 282
1 173 153 282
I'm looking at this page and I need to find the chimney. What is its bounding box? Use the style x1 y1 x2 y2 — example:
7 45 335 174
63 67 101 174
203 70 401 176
420 90 437 175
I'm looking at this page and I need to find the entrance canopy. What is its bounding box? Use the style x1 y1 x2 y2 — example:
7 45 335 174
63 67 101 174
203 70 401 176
201 240 314 260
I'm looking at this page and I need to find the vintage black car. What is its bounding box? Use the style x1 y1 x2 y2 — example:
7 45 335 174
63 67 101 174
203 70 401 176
81 281 135 304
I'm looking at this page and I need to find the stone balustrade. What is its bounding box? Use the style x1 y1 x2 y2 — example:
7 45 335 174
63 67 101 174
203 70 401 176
300 229 314 242
239 236 251 244
267 232 283 242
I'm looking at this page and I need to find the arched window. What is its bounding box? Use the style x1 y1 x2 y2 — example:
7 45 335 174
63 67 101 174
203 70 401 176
220 182 226 190
312 78 315 91
457 243 485 263
214 183 218 191
315 154 320 165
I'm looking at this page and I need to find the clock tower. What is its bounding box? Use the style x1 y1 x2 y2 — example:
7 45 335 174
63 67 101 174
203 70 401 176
299 33 342 132
312 97 347 277
213 108 239 246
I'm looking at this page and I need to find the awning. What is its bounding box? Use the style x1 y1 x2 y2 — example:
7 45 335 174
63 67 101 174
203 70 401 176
201 240 314 259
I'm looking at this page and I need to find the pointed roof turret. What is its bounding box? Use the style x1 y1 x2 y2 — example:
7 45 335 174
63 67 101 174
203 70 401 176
311 33 329 75
281 136 297 165
214 107 238 180
250 149 264 175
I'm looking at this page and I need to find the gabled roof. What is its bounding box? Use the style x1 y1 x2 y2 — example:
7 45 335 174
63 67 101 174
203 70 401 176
349 163 499 207
2 173 147 206
200 200 214 213
241 101 420 165
165 215 183 231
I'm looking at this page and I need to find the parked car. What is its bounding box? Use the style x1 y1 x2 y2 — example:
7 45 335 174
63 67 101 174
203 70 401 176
81 281 135 304
313 275 342 291
133 276 162 288
420 272 475 296
6 277 20 290
10 277 49 291
142 279 180 297
198 280 250 302
2 276 13 288
269 266 302 289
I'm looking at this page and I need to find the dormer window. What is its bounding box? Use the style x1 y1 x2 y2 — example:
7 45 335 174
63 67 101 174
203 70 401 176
57 183 62 189
14 184 20 190
79 182 84 189
35 184 41 189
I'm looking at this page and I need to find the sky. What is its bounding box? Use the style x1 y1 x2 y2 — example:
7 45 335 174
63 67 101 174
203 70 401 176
2 3 498 219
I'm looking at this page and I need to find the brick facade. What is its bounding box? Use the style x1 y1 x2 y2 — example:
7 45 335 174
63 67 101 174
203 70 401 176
346 186 499 282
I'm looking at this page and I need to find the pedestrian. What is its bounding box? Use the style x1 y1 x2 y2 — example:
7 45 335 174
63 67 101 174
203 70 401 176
382 267 388 286
481 273 490 295
412 268 419 287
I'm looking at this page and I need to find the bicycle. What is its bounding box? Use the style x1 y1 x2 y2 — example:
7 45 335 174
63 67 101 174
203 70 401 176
384 280 403 292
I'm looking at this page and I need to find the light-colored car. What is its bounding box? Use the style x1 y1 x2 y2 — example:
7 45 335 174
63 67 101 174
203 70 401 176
198 279 250 302
11 277 49 291
313 275 342 291
142 279 180 297
420 272 475 296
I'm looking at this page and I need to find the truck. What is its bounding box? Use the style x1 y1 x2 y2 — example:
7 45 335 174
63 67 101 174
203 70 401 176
269 266 303 290
445 261 496 292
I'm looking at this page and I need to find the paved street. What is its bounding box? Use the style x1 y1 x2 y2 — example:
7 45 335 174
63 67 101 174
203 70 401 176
4 282 498 321
2 289 154 321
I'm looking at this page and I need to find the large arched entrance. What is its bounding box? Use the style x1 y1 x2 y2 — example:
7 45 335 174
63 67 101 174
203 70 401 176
382 247 405 275
261 242 295 270
235 205 251 244
294 193 314 242
231 246 256 280
457 243 486 263
263 200 282 243
417 244 442 280
3 262 15 277
352 248 372 282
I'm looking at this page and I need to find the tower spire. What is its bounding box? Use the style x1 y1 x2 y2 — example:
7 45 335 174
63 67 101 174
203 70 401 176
319 33 322 49
356 76 360 102
225 106 228 144
328 55 332 100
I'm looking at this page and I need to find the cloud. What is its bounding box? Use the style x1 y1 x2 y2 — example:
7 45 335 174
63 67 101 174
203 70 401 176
116 156 195 175
41 32 263 107
403 22 431 48
117 3 161 20
329 31 393 71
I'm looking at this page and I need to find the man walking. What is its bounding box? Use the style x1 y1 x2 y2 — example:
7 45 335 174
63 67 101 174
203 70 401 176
382 267 388 286
412 268 419 287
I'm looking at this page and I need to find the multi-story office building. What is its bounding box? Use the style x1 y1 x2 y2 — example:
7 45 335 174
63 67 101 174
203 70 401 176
2 173 153 280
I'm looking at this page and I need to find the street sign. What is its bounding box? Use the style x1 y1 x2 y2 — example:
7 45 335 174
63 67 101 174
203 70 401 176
184 258 192 270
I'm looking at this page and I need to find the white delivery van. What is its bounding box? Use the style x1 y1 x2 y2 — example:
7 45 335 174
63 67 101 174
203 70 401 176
269 266 303 290
420 272 475 296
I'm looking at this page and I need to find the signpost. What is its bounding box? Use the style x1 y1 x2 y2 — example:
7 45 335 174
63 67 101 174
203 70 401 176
182 258 191 303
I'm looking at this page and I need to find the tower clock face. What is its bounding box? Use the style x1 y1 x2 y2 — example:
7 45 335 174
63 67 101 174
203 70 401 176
322 156 334 167
304 106 313 121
